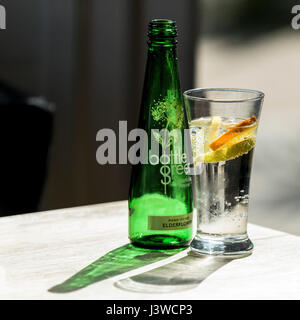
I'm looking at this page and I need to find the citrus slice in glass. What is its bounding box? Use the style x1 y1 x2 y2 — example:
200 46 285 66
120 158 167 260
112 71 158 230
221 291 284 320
204 116 221 152
194 116 258 164
202 136 256 163
209 116 257 151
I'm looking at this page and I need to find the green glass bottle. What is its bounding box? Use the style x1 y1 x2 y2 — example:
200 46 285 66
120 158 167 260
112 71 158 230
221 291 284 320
128 19 193 248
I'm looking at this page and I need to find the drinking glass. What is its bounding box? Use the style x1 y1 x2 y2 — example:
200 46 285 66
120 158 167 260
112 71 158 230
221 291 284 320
183 88 264 257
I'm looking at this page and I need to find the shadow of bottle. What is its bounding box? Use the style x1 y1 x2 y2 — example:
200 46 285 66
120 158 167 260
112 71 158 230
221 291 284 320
48 243 187 293
114 251 232 293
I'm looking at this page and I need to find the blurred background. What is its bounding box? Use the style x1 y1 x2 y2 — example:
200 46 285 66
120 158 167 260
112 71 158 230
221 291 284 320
0 0 299 235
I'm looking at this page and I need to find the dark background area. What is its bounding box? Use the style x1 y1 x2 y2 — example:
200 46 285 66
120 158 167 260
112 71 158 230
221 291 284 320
0 0 197 213
0 0 299 236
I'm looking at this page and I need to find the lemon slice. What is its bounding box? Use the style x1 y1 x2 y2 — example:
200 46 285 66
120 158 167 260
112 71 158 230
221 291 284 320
194 136 256 164
209 116 257 151
200 136 256 163
204 116 221 152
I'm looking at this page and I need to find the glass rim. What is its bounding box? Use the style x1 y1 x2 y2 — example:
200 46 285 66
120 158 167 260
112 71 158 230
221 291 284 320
183 88 265 103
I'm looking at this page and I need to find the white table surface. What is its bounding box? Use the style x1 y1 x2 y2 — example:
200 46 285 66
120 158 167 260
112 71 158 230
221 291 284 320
0 200 299 300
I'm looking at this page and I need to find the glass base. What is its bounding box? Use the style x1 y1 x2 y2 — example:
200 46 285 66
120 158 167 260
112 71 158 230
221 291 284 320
190 233 253 258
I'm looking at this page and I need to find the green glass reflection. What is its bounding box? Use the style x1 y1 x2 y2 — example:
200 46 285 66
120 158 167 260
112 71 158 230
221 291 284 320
49 244 186 293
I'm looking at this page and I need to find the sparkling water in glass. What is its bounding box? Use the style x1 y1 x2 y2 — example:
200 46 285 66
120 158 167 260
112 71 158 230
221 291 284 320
183 88 264 257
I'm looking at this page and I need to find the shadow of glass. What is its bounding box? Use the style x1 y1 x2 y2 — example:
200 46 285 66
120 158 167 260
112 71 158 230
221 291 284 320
48 243 186 293
114 252 232 293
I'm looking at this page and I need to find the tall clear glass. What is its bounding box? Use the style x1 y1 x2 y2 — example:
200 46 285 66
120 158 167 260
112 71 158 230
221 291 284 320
183 88 264 257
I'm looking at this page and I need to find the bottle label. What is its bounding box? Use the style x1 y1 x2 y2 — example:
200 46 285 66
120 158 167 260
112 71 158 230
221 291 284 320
148 212 193 230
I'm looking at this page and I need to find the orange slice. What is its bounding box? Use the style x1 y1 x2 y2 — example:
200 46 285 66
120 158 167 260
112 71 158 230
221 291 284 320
209 116 257 151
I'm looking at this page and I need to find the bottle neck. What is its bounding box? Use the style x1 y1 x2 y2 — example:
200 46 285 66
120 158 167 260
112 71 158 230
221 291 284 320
142 38 181 116
147 39 178 65
147 19 178 48
147 37 177 48
146 40 180 86
142 19 181 109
